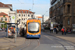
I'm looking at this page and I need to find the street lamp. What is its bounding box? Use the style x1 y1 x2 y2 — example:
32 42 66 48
42 11 48 23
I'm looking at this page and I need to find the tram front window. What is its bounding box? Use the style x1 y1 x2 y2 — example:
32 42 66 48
28 22 39 33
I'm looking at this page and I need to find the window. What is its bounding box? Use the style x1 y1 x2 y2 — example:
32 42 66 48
19 19 20 24
22 11 23 13
67 5 70 13
25 11 27 13
28 22 39 33
22 22 23 24
24 15 25 16
19 14 20 16
19 11 20 13
31 15 33 18
28 11 29 13
19 19 20 21
9 16 11 20
10 18 11 21
22 14 23 16
68 18 70 25
24 18 25 20
22 18 23 20
28 15 30 17
1 18 3 21
5 17 7 21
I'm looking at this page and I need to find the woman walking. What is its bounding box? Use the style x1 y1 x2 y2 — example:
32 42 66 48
61 28 64 35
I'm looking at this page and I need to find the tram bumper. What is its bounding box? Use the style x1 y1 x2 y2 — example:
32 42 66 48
27 34 40 38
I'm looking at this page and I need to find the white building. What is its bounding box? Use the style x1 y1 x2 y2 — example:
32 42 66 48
16 10 35 28
34 14 49 23
0 2 12 16
9 11 16 23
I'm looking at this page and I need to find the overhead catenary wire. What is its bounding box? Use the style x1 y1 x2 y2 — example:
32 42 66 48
32 0 34 10
18 0 24 4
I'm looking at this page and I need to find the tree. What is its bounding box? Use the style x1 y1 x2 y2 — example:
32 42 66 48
0 21 7 28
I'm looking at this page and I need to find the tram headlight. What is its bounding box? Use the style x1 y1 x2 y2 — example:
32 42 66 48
27 33 29 35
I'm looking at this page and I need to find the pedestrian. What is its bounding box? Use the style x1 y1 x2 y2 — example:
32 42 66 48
61 28 64 35
22 28 24 37
11 27 15 38
54 27 56 33
50 28 51 33
24 27 26 36
56 27 59 34
8 28 12 37
64 27 67 35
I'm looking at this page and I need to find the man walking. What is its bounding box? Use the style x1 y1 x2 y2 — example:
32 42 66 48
56 27 59 34
64 27 67 35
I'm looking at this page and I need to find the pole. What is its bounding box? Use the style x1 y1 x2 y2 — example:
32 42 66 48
14 24 17 43
42 15 44 23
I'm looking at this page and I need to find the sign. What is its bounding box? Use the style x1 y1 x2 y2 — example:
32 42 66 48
12 16 15 19
11 16 15 23
50 22 53 30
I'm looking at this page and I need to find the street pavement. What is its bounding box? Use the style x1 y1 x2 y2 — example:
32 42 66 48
45 30 75 44
0 31 6 38
0 31 75 50
10 32 75 50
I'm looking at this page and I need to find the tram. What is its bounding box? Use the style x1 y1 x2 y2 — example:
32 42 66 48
26 18 41 38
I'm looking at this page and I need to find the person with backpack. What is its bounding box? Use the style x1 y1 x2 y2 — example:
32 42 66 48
61 28 64 35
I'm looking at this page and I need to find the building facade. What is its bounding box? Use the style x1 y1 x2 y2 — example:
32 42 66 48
16 10 35 28
34 15 42 23
9 11 16 23
0 2 12 15
50 0 75 29
34 15 49 23
0 12 9 23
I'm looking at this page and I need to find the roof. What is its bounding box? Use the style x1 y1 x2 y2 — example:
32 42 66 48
5 4 12 7
37 16 42 18
17 10 34 13
0 2 12 8
28 18 37 20
0 12 8 16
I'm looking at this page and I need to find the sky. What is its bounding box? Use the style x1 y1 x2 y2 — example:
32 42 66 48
0 0 51 17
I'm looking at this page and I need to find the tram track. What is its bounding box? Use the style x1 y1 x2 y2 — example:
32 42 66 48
9 38 40 50
21 39 40 50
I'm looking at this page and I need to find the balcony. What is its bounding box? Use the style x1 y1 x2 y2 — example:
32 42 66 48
51 0 57 5
64 0 71 3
